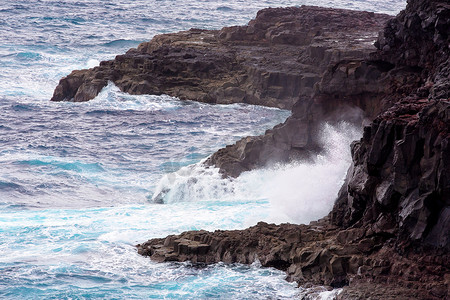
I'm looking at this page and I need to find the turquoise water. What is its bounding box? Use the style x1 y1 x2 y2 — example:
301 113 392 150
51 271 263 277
0 203 296 299
0 0 405 298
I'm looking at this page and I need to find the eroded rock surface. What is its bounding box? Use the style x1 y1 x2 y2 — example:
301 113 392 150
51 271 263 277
51 6 390 110
331 0 450 246
206 1 450 179
138 219 449 299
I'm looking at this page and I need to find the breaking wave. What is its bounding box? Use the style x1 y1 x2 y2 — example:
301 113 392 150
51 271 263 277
152 121 361 224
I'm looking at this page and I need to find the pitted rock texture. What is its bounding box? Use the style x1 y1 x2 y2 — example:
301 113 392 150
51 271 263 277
373 0 450 100
332 100 450 249
51 6 390 110
331 0 450 248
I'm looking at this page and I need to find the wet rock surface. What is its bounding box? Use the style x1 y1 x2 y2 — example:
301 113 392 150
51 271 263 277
137 0 449 298
332 101 450 246
206 0 450 179
331 0 450 249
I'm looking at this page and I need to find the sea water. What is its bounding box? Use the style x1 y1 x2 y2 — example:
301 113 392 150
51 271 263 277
0 0 405 299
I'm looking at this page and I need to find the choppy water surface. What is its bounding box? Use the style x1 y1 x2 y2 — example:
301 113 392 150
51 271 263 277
1 0 405 298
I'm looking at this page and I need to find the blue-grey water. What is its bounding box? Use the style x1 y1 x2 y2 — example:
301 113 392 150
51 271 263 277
1 0 405 299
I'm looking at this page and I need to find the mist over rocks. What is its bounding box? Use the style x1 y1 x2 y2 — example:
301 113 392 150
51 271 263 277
331 0 450 247
204 1 449 179
51 5 393 178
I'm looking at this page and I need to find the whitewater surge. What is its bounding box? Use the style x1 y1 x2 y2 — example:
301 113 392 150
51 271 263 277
0 79 296 298
152 121 361 225
0 82 290 208
263 122 361 223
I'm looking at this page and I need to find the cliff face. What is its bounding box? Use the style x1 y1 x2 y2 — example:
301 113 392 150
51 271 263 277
374 0 450 100
206 1 450 179
205 18 398 177
332 0 450 247
332 101 450 248
51 6 393 179
137 0 450 298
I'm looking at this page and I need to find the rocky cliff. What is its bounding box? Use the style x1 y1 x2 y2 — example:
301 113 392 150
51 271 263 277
52 0 449 298
51 6 390 110
136 0 450 298
332 0 450 247
206 0 450 178
51 6 393 179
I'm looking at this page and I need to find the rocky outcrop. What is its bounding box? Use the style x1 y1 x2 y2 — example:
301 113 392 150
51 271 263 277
51 6 390 110
138 0 450 298
332 0 450 245
206 0 450 179
51 6 394 179
332 100 450 247
204 19 398 177
138 219 449 299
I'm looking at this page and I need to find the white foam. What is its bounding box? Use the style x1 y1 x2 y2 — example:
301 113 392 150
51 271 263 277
298 286 343 300
87 82 181 111
151 160 236 204
262 122 361 224
86 58 100 68
152 122 361 225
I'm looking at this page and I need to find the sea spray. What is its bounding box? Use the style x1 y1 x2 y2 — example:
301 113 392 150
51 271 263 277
88 82 181 112
262 121 361 223
152 163 235 204
0 86 289 209
151 121 361 224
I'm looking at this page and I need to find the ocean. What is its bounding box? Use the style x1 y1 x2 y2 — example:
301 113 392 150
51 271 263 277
0 0 405 298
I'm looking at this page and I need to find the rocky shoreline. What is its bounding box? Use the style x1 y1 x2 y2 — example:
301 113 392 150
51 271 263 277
137 218 449 299
51 6 390 110
52 5 393 177
53 0 449 298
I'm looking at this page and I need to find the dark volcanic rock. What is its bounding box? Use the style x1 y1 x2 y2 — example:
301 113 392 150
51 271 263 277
331 0 450 248
138 219 449 299
51 6 393 179
204 10 397 177
206 1 450 179
51 6 390 110
332 100 450 248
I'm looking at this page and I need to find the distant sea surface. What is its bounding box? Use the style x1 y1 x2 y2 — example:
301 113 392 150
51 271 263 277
0 1 405 298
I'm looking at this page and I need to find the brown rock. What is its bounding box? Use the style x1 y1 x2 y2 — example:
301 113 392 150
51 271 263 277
52 7 390 110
